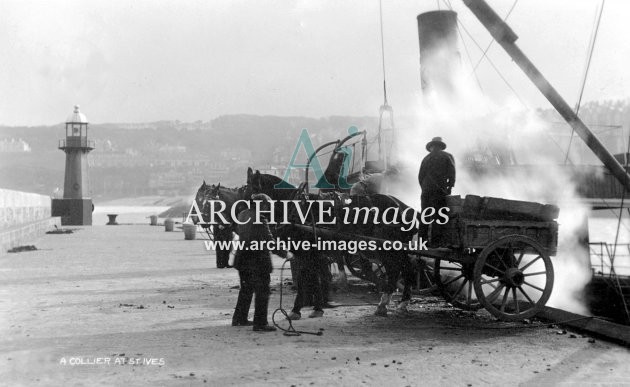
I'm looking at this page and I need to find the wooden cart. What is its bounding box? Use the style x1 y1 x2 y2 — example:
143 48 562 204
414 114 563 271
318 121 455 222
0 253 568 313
416 195 559 321
325 194 560 322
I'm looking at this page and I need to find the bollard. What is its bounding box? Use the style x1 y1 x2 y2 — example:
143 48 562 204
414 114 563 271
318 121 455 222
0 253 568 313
164 218 174 232
106 214 118 225
149 215 158 226
183 222 196 240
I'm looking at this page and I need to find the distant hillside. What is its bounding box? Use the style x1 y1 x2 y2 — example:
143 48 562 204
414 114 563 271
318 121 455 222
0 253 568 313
0 114 379 197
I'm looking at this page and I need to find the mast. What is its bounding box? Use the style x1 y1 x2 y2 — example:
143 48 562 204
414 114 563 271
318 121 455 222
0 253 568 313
376 0 395 170
462 0 630 192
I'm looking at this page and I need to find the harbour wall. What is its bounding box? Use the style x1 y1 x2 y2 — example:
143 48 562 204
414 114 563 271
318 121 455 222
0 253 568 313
0 189 61 253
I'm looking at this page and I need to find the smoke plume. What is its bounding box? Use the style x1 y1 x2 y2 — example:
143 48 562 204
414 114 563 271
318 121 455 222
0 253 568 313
386 44 591 314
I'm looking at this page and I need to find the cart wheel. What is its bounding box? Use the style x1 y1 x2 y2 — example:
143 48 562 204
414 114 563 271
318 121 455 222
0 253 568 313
434 258 482 311
203 225 214 241
396 256 436 295
323 253 343 279
473 235 554 322
344 252 386 288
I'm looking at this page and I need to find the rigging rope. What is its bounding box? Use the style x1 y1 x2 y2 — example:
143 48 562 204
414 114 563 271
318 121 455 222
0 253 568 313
376 0 396 165
600 126 630 322
379 0 388 106
370 0 398 168
441 1 582 161
564 0 606 165
471 0 519 73
611 137 630 321
441 0 483 93
612 136 630 261
441 0 527 108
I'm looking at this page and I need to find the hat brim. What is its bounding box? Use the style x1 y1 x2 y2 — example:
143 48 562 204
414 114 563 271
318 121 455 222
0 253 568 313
426 141 447 151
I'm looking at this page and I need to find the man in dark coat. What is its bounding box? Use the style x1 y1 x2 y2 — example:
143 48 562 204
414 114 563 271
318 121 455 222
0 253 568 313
286 251 326 320
418 137 456 246
213 222 233 268
231 193 285 332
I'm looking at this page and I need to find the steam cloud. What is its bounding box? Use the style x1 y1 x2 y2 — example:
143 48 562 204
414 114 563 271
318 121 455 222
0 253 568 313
384 45 591 314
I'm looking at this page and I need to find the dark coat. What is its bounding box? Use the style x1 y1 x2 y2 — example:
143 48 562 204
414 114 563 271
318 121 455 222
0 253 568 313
233 209 284 273
213 223 233 268
418 149 456 194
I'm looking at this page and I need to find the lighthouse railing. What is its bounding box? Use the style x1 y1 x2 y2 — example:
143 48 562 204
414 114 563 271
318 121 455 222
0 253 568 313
58 139 95 149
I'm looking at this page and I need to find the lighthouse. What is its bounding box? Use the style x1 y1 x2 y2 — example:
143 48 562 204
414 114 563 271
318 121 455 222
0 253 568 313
51 105 94 225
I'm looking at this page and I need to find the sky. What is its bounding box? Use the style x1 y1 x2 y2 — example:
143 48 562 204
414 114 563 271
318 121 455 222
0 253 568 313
1 0 628 126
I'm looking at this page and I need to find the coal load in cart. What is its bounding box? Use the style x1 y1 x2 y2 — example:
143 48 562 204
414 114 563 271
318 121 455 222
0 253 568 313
442 195 559 254
429 195 559 321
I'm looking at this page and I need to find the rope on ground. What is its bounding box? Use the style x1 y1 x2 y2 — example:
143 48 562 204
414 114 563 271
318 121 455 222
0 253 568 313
272 267 597 333
271 258 323 337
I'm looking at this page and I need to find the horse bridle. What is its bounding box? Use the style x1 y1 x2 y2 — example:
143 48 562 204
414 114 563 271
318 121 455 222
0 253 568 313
203 184 251 225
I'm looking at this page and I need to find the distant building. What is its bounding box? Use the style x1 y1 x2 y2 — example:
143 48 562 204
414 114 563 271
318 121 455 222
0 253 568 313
115 122 156 130
258 165 302 186
538 100 630 165
90 151 148 168
0 138 31 152
158 145 187 153
115 120 211 131
220 147 252 161
147 159 230 195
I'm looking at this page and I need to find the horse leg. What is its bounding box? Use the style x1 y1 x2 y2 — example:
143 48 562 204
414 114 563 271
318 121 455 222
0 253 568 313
396 256 415 313
335 254 348 291
396 281 411 312
375 292 391 316
374 255 396 317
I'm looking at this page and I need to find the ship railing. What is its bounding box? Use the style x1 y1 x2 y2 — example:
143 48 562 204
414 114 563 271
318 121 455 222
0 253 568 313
590 242 630 277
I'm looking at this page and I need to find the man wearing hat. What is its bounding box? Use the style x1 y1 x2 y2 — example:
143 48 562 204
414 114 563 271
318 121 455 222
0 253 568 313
231 193 286 332
418 137 456 246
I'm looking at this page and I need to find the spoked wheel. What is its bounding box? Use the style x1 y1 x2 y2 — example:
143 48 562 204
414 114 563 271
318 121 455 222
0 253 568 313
203 225 214 241
396 256 437 295
473 235 554 321
345 252 386 288
434 258 482 311
323 253 344 277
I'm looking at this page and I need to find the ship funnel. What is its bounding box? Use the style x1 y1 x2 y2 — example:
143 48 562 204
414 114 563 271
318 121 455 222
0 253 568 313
417 10 460 97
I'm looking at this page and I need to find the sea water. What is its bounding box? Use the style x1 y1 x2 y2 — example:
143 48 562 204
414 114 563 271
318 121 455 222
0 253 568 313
92 206 172 225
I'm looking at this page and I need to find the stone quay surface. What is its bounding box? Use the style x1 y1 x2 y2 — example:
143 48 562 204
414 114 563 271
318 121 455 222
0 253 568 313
1 225 629 386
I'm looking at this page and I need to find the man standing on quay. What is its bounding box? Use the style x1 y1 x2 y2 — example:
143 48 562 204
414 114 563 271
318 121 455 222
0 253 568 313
418 137 456 246
231 193 285 332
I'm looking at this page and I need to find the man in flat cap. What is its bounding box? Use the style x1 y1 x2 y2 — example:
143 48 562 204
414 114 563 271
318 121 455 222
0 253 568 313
231 193 286 332
418 137 455 246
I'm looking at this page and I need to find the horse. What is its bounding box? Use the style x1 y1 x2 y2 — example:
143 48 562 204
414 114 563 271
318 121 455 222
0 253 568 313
193 181 250 268
205 182 249 221
193 180 212 225
244 168 349 306
245 167 419 316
